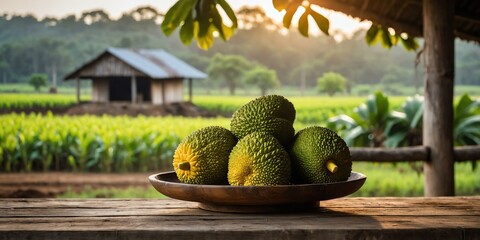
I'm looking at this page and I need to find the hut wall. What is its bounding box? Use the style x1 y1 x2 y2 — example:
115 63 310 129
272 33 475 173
78 55 144 77
92 78 109 103
151 79 183 105
164 79 183 104
151 80 163 105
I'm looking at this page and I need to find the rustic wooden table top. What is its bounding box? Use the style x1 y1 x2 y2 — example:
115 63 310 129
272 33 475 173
1 197 479 240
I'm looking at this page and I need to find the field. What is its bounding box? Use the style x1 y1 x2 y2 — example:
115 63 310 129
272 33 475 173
0 93 90 110
0 92 479 197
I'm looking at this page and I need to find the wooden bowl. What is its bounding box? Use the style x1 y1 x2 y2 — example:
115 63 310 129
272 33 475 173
149 171 366 213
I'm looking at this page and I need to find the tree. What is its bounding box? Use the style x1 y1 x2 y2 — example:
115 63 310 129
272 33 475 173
207 53 251 95
317 72 347 96
244 66 280 96
28 73 48 92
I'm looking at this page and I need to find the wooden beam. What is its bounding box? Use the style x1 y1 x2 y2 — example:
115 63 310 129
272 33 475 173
454 145 480 162
350 146 428 162
350 146 480 163
423 0 455 197
131 75 137 104
454 30 480 43
309 0 423 36
75 78 80 103
161 80 165 105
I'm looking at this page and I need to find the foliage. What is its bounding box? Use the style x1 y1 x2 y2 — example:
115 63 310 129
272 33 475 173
365 24 419 51
384 95 424 147
328 92 480 152
328 91 392 147
316 72 347 96
161 0 237 50
454 94 480 146
28 73 48 92
206 53 251 95
161 0 417 51
243 66 280 96
0 113 230 172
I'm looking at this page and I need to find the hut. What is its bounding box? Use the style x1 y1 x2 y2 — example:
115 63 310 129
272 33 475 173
64 48 207 105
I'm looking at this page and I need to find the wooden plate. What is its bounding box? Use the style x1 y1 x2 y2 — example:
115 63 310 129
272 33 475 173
148 171 366 213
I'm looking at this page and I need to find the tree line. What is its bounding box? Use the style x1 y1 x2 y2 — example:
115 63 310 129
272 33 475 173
1 6 479 94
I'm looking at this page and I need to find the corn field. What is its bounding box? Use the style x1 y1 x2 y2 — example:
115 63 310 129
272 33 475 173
0 113 230 172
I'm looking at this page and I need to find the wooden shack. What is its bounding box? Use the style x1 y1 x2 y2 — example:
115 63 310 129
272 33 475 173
64 48 207 105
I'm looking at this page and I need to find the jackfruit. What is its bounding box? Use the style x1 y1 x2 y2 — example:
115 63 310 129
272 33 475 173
230 95 296 147
228 132 291 186
173 126 237 184
289 126 351 184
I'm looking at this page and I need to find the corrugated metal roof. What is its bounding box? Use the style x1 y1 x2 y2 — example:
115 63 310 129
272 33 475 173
107 48 207 79
64 48 207 80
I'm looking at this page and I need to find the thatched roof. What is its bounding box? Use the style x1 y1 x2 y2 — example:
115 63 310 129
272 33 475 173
310 0 480 43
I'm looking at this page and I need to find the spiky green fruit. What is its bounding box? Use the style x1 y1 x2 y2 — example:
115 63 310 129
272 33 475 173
290 126 352 184
173 126 237 184
228 132 291 186
230 95 295 147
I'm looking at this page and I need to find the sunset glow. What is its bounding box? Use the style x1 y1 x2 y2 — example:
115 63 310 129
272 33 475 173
1 0 368 36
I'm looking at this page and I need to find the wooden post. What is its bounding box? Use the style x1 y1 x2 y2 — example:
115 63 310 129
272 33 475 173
76 78 80 103
423 0 455 196
188 78 193 103
161 81 166 105
131 75 137 104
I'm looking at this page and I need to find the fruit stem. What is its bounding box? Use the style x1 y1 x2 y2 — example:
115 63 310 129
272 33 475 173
326 160 338 173
178 161 190 171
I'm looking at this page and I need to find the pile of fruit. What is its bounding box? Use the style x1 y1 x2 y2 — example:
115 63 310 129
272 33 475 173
172 95 352 186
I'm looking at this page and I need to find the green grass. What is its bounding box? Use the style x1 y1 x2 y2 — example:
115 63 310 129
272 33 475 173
192 95 406 124
351 162 480 197
0 83 91 94
0 93 91 109
59 186 166 198
58 162 480 198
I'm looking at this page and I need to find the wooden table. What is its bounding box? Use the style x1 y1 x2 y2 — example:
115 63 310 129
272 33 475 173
1 197 479 240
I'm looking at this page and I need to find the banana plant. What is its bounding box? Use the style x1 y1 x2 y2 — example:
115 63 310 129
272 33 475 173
327 91 391 147
384 95 424 147
454 94 480 146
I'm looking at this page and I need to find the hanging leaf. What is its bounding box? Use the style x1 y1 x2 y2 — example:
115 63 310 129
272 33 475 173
298 9 310 37
365 24 379 45
217 0 237 28
196 0 212 38
400 35 419 51
310 9 329 35
282 1 301 29
380 27 393 48
179 11 194 44
273 0 289 11
161 0 197 36
195 22 215 50
221 23 235 40
210 5 227 40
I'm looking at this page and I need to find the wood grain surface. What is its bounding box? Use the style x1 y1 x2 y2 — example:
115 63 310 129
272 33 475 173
0 197 479 240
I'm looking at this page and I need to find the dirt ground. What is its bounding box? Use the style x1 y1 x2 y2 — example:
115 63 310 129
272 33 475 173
1 101 215 117
0 172 154 198
65 101 214 117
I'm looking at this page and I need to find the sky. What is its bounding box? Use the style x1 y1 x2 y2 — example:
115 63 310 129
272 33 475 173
1 0 369 36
